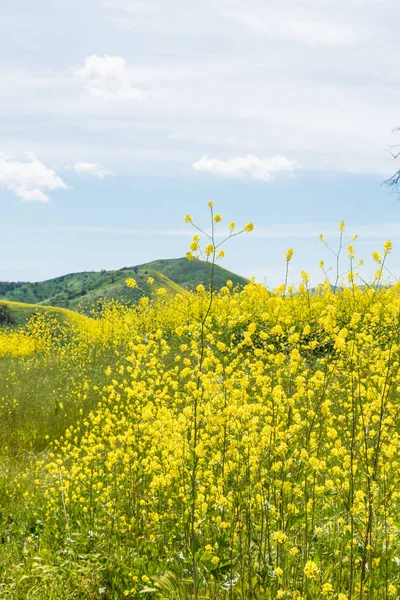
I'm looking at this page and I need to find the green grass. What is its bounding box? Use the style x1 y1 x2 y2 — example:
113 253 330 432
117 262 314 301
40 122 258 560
0 258 248 312
0 342 117 599
0 301 84 327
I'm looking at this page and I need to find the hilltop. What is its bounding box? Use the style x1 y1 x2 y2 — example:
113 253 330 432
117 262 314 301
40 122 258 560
0 257 248 313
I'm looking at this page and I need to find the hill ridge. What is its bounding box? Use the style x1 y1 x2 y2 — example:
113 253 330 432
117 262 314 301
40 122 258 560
0 257 248 312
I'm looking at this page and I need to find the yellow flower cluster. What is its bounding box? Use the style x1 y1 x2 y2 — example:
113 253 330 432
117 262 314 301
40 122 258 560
0 329 37 358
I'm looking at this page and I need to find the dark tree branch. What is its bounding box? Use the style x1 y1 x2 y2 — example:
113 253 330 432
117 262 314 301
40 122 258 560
385 127 400 196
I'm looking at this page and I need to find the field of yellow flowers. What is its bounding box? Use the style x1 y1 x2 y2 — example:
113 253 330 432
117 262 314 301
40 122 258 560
1 208 400 599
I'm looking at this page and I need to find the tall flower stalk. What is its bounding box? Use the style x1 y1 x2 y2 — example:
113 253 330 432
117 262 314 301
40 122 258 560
184 204 253 597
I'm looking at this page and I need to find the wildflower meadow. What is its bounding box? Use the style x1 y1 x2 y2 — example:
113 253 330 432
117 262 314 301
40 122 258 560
1 204 400 599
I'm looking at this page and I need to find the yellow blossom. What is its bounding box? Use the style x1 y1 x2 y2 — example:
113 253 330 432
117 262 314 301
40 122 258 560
347 245 355 259
372 251 382 264
384 239 392 254
301 271 310 285
304 560 319 579
126 278 138 289
321 583 333 596
272 530 288 544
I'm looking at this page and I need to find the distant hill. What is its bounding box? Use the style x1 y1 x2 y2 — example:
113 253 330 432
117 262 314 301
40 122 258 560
0 258 248 312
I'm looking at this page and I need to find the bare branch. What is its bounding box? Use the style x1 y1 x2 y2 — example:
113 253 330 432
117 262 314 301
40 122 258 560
385 126 400 197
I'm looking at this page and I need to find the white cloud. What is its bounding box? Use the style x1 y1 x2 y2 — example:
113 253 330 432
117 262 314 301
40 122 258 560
0 1 399 176
72 162 111 179
75 55 142 101
193 154 296 181
0 153 68 202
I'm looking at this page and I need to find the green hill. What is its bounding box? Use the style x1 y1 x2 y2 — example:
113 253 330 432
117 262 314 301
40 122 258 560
0 300 86 328
0 257 248 312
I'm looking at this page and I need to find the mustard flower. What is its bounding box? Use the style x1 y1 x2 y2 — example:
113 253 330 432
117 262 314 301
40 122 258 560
272 530 287 544
126 278 138 289
304 560 319 579
321 583 334 596
384 240 392 254
286 248 294 262
347 245 355 259
372 251 382 264
301 271 310 285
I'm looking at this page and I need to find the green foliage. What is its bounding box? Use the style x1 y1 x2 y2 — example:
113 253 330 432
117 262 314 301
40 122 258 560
0 303 13 325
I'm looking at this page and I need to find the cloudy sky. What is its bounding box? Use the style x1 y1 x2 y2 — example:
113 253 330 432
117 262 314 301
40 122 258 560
1 0 400 285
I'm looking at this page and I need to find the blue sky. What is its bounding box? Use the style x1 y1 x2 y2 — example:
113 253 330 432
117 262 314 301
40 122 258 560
1 0 400 286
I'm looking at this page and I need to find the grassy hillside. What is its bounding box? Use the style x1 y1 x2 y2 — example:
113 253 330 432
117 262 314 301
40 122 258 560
0 300 84 327
137 257 248 289
0 257 248 311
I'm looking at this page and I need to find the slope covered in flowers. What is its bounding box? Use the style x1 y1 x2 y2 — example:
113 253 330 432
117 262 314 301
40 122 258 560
0 212 400 599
